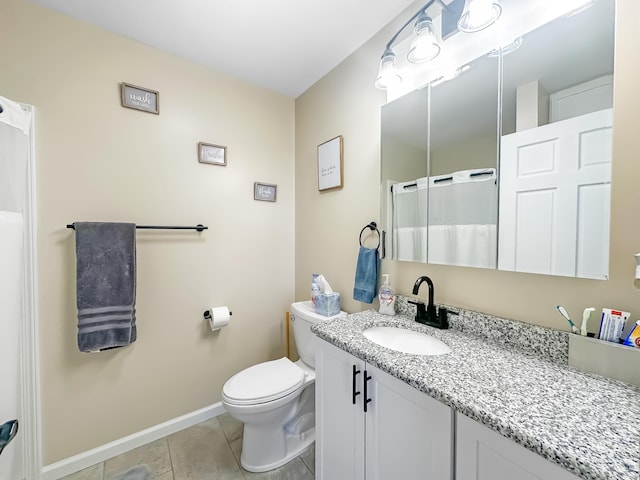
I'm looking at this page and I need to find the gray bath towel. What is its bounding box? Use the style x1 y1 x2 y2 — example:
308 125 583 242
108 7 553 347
75 222 136 352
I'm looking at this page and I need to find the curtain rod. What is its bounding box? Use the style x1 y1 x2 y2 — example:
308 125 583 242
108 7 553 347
66 223 208 232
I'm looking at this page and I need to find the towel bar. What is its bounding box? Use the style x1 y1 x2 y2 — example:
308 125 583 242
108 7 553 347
67 223 208 232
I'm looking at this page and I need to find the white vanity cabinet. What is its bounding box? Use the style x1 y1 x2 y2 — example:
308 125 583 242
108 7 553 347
456 413 580 480
316 339 454 480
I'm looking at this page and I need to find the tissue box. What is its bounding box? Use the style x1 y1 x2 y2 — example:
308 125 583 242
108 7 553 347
315 293 341 317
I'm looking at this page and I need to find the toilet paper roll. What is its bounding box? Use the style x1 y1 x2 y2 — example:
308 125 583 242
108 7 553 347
206 306 231 331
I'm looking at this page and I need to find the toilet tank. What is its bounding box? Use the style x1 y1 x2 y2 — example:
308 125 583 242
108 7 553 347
290 301 346 368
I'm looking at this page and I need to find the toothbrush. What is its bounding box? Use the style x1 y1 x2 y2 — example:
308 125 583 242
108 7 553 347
556 305 579 334
581 307 595 336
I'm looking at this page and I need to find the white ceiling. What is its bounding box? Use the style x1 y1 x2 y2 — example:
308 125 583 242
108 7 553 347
29 0 416 98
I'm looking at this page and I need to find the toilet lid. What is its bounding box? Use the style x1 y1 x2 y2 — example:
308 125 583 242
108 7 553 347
223 357 305 405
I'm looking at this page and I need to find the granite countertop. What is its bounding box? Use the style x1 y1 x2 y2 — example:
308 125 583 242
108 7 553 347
312 301 640 480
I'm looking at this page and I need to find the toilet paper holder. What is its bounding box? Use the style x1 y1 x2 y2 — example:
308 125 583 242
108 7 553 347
204 306 232 331
203 309 232 320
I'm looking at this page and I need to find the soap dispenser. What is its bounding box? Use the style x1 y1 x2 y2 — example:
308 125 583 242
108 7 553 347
378 274 396 315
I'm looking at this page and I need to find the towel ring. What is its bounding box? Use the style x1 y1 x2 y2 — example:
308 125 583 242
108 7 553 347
359 221 380 249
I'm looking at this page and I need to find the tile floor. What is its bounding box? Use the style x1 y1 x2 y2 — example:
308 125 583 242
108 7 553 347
60 413 315 480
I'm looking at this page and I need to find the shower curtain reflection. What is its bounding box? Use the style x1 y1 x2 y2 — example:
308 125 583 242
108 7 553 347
391 177 428 262
390 168 498 268
428 169 498 268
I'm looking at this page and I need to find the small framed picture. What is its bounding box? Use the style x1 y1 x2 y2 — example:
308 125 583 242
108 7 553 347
198 142 227 166
317 135 343 191
120 82 159 114
254 182 277 202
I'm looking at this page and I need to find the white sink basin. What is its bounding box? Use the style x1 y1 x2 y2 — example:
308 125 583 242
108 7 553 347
363 326 452 356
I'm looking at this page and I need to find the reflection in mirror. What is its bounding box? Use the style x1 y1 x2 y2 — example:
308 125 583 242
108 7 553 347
498 0 614 279
381 88 428 262
381 54 499 266
428 55 499 268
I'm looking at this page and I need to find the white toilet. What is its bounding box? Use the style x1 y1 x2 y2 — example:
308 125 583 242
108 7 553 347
222 300 345 472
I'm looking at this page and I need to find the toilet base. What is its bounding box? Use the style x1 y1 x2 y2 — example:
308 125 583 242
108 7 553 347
238 383 316 473
240 428 315 473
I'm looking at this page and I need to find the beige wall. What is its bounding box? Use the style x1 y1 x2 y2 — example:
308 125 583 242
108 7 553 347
295 34 387 306
431 133 496 176
296 0 640 326
1 0 294 464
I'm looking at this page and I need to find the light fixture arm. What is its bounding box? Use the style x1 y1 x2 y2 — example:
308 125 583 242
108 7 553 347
383 0 451 52
375 0 504 90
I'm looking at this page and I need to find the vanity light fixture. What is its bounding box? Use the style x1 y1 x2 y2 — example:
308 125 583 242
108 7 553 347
374 48 403 90
407 13 441 63
457 0 502 33
375 0 502 90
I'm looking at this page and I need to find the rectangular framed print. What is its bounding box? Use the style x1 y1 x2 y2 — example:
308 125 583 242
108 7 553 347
120 82 159 114
198 142 227 166
254 182 277 202
317 135 343 191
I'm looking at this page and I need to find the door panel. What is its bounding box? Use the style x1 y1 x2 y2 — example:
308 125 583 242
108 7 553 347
499 109 612 278
316 341 365 480
365 364 453 480
456 414 580 480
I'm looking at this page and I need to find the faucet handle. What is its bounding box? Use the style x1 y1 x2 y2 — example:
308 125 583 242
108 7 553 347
408 299 426 312
437 307 450 329
408 300 428 324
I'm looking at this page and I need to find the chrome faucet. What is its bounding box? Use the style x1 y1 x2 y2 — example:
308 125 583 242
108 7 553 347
408 276 448 329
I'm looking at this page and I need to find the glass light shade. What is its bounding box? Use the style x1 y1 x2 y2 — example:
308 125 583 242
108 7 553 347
457 0 502 33
374 49 402 90
407 15 441 64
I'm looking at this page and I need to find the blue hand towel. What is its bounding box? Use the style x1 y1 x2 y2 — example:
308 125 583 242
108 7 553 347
75 222 136 352
353 246 380 304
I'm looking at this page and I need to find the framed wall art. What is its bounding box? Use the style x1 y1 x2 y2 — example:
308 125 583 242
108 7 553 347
317 135 343 191
120 82 159 114
198 142 227 166
254 182 277 202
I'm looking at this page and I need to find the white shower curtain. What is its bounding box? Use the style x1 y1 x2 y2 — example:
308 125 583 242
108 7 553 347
428 169 498 268
0 95 31 480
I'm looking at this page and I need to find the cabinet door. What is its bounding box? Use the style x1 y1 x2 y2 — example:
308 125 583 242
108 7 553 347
456 413 580 480
365 363 453 480
316 340 366 480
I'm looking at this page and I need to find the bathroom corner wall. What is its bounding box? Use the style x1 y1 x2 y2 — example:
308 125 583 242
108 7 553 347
295 0 640 327
1 0 294 464
293 8 398 314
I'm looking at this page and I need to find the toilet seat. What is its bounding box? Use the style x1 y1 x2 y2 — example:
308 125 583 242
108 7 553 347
223 357 305 406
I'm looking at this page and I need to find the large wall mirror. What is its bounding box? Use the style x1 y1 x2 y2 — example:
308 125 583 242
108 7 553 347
381 0 614 279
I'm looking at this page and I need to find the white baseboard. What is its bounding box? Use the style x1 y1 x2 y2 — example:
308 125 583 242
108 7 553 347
40 402 226 480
